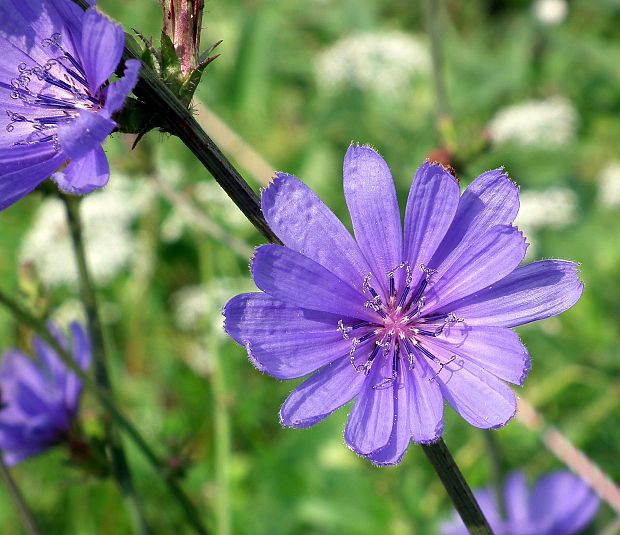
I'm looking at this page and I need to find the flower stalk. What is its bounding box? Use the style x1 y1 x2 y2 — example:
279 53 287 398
0 456 41 535
62 195 153 535
422 439 494 535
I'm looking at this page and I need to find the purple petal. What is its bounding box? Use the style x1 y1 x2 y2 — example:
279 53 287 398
261 173 371 290
529 471 599 535
56 109 116 160
404 162 460 285
423 339 517 429
504 472 530 524
102 59 140 117
53 145 109 194
343 145 402 299
0 351 48 402
0 0 79 59
0 142 59 174
442 260 583 328
79 8 124 95
2 444 49 467
0 145 64 210
251 244 375 320
279 357 365 428
427 226 527 311
344 359 394 455
433 325 530 385
431 168 519 267
407 359 444 443
224 293 353 379
366 373 410 465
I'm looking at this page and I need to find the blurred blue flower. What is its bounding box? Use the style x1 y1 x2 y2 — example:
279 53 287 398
0 0 140 210
224 144 583 465
441 470 600 535
0 322 90 466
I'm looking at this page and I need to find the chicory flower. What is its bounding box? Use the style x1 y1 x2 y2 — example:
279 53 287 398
0 322 90 466
0 0 140 210
441 470 599 535
224 144 583 465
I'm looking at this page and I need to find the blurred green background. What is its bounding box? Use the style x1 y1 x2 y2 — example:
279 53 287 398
1 0 619 533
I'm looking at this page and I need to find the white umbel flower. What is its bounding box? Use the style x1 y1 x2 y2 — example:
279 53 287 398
533 0 568 26
20 176 152 287
598 162 620 208
516 186 578 231
315 31 430 98
488 97 578 148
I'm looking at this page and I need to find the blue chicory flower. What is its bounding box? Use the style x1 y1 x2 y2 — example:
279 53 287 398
224 144 583 465
441 470 600 535
0 0 140 210
0 322 90 466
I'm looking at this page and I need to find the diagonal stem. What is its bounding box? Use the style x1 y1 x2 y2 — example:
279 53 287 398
62 195 152 535
0 455 41 535
422 439 494 535
0 289 209 535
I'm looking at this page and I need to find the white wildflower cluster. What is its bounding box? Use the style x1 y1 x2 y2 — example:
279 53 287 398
598 162 620 208
315 31 430 98
515 186 577 258
516 186 578 232
488 97 578 148
20 175 153 287
172 278 252 334
533 0 568 26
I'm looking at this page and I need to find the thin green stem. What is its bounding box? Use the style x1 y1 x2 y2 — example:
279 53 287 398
422 439 494 535
62 195 152 535
0 456 41 535
424 0 457 152
0 290 208 535
483 431 506 519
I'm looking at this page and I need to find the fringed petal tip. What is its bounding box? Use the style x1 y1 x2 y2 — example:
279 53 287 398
243 341 269 375
517 353 532 387
421 159 460 183
345 142 383 160
481 399 518 431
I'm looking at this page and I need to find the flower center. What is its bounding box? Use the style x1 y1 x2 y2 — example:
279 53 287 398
338 262 462 388
2 33 100 149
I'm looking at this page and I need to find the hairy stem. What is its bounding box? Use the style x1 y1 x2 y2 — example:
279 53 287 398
0 290 208 535
422 439 494 535
0 456 41 535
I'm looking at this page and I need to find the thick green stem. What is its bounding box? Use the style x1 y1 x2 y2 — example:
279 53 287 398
0 456 41 535
71 0 279 243
62 196 152 535
422 439 494 535
0 290 208 535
